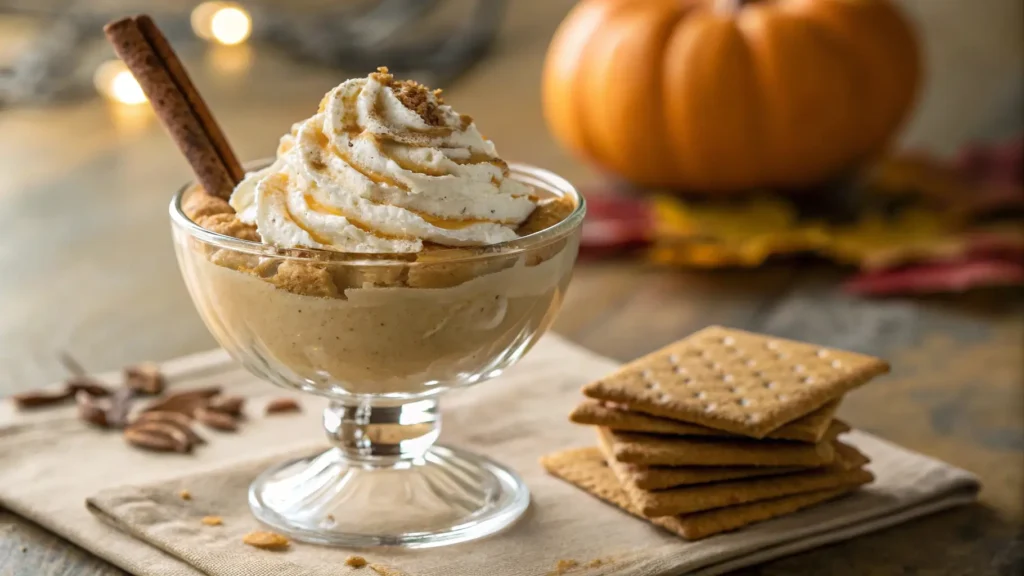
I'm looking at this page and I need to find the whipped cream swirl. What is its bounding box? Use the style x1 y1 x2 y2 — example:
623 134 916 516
230 69 537 253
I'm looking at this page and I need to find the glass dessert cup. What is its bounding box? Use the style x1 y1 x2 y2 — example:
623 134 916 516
169 163 584 548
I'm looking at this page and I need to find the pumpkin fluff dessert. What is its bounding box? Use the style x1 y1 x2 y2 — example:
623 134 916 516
175 68 583 396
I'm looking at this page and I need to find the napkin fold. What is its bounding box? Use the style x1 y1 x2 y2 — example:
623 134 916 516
0 336 980 576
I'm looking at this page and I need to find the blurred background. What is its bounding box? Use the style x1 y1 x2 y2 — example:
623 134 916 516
0 2 1022 573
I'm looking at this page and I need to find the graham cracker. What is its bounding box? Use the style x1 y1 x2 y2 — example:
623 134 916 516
614 440 868 492
571 398 841 443
582 326 889 438
596 431 804 490
613 443 873 517
599 420 849 468
541 447 861 541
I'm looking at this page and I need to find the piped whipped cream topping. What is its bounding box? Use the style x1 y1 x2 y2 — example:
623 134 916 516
229 68 537 253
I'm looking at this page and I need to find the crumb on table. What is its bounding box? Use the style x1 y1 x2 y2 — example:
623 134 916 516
551 559 579 574
345 555 368 568
242 530 290 550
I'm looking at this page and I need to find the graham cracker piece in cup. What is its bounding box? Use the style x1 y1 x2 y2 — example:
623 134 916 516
609 441 873 517
598 420 848 468
582 326 889 438
571 398 842 443
540 447 863 541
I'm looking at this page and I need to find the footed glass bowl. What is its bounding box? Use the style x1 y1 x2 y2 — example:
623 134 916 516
169 163 584 548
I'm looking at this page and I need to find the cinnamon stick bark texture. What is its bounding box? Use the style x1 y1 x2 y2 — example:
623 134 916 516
104 15 243 199
133 15 245 184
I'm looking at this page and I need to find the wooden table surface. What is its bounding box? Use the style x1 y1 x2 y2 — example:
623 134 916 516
1 1 1022 575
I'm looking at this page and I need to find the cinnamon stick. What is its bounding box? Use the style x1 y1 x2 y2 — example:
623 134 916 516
133 15 244 184
103 15 243 198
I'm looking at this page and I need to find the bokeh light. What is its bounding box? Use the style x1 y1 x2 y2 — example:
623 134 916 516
93 60 147 105
192 2 252 46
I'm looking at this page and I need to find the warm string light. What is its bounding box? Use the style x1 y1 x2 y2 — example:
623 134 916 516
93 60 147 105
192 2 252 46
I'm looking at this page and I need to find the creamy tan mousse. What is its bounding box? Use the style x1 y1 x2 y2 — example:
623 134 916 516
179 68 578 395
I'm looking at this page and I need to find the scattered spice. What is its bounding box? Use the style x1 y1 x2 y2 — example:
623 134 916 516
66 376 112 397
76 391 111 427
10 353 108 410
243 530 290 550
265 397 302 415
124 362 165 395
194 406 239 431
132 411 205 445
142 386 222 415
11 355 315 457
345 555 368 568
207 395 245 416
551 559 579 575
104 387 137 429
11 388 73 409
179 490 192 501
127 421 192 453
201 515 223 526
124 427 182 452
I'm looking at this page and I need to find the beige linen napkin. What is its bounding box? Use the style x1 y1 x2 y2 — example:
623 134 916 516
0 336 979 576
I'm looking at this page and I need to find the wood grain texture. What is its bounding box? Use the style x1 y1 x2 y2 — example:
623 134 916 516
0 1 1022 574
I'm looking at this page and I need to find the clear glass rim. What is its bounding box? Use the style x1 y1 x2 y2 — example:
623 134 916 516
169 160 586 266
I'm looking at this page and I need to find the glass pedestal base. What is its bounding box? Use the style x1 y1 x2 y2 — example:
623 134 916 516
248 444 530 548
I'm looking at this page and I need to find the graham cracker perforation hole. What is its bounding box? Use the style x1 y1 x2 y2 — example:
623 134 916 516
721 374 734 383
744 358 757 367
816 349 830 358
736 398 750 407
763 381 777 390
793 364 805 373
704 403 717 413
693 391 706 400
831 359 843 369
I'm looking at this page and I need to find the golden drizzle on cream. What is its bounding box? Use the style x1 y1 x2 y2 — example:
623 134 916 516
230 68 536 253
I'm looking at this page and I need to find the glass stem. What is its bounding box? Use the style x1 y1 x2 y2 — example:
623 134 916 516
323 398 441 466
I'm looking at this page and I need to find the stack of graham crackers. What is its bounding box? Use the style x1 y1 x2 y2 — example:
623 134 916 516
543 326 890 541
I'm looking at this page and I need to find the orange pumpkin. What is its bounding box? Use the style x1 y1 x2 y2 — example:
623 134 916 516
542 0 921 193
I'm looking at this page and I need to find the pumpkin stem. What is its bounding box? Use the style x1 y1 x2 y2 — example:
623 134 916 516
714 0 747 13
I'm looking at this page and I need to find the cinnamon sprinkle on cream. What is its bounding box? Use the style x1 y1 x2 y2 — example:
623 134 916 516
391 79 446 127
